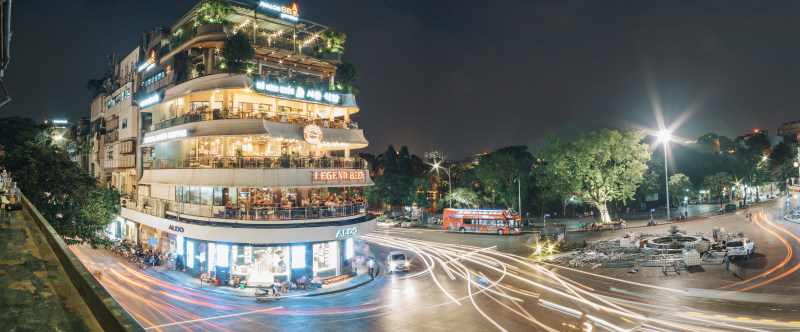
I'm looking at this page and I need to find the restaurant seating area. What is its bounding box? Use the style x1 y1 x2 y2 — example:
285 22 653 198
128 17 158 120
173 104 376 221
148 107 357 133
148 155 367 170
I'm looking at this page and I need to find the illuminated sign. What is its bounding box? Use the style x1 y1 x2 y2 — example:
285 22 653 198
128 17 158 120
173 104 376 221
335 227 358 238
52 119 68 124
143 129 188 144
168 225 184 233
138 50 157 72
303 124 323 144
138 93 161 109
259 1 298 21
312 170 367 181
254 80 341 105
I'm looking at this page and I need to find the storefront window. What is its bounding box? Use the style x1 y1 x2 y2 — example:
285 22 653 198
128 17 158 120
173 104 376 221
213 188 223 206
208 243 217 274
177 235 184 256
345 238 354 260
186 240 195 268
216 244 229 268
291 245 306 269
232 246 290 285
313 241 339 278
200 187 213 205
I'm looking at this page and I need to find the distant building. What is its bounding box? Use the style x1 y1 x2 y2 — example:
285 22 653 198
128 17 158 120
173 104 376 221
424 150 444 161
736 129 783 148
778 121 800 142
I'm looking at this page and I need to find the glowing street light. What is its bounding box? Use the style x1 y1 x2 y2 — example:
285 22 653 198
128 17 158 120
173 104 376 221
657 129 672 222
432 162 452 208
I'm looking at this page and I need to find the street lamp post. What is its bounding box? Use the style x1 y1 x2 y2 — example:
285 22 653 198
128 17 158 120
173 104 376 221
513 178 522 220
658 130 671 222
433 163 452 208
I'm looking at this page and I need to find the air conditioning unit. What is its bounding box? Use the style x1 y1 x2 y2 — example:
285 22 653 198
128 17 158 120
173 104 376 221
121 198 128 208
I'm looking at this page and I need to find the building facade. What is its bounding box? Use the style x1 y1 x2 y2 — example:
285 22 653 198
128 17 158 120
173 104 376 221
91 0 373 285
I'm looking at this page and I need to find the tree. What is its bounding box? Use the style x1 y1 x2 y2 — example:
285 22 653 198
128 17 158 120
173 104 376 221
335 63 360 94
1 132 119 247
320 28 346 54
407 177 433 209
668 173 693 206
0 117 47 154
474 146 534 210
701 172 733 207
194 0 234 26
539 129 651 223
221 31 256 74
438 188 480 208
85 78 106 98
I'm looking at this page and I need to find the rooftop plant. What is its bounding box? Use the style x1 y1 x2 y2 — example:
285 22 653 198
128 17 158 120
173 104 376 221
195 0 234 27
320 28 346 54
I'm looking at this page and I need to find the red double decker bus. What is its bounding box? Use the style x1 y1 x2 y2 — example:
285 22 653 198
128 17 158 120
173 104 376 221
442 208 521 235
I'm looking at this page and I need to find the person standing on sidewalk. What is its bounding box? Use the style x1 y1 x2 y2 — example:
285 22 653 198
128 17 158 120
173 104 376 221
351 258 357 276
724 249 730 271
368 257 375 278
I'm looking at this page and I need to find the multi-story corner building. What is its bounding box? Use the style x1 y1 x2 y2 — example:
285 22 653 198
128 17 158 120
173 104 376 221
92 0 373 286
778 120 800 143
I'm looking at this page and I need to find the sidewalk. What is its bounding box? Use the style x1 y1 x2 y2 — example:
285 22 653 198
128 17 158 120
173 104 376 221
0 206 102 331
148 265 375 298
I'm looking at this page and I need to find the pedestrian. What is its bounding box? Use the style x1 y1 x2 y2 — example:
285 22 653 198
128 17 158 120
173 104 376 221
590 210 594 219
351 258 358 276
367 257 375 278
724 249 730 271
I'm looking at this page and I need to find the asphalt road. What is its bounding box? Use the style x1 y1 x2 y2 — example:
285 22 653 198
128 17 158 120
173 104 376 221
72 196 800 331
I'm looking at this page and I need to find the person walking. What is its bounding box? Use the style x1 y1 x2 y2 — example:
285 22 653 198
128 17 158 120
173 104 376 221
351 258 358 276
367 257 375 278
724 249 730 271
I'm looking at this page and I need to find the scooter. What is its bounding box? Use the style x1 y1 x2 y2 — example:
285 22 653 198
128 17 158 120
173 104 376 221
255 285 281 301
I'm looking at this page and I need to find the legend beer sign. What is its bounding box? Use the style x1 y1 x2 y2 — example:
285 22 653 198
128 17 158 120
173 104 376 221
312 170 367 183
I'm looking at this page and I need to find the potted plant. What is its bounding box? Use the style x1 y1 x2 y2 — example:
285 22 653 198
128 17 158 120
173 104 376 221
235 146 244 167
320 28 346 61
220 31 255 74
279 153 291 168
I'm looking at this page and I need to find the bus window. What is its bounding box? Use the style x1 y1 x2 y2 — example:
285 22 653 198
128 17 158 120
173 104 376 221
463 219 473 225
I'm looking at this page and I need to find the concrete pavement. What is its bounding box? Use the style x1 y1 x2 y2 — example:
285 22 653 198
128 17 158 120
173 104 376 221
0 207 102 331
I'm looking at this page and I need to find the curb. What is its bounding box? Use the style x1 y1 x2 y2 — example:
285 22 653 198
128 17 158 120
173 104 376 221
149 267 378 299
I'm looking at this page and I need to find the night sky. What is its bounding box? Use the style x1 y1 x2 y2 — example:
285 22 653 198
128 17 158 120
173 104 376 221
3 0 799 158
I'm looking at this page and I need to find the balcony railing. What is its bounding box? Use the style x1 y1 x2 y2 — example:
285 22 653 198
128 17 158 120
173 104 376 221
129 195 367 223
148 107 357 133
145 155 368 170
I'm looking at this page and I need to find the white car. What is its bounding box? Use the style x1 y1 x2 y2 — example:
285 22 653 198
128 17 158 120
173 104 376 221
387 251 409 272
726 238 755 259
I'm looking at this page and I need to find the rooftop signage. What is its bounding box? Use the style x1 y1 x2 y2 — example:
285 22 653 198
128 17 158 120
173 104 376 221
258 1 299 22
138 92 161 109
303 124 322 144
312 170 367 182
335 227 358 238
138 50 157 72
254 80 342 105
143 129 187 144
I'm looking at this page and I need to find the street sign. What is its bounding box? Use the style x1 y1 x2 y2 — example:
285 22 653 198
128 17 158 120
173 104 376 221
544 213 550 218
651 208 656 212
789 185 800 196
786 201 791 207
198 242 207 253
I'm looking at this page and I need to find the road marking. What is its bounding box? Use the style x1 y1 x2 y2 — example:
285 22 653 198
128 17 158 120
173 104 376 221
144 306 284 329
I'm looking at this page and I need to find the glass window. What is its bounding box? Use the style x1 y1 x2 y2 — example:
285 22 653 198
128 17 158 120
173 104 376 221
121 118 128 129
186 240 194 268
200 187 212 205
213 188 223 206
313 241 339 277
216 244 229 267
175 186 183 202
291 245 306 269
